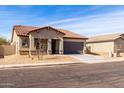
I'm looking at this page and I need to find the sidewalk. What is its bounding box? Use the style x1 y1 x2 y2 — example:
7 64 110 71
82 58 124 64
96 57 124 63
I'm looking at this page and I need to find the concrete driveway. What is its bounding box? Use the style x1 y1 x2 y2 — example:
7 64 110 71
70 54 106 63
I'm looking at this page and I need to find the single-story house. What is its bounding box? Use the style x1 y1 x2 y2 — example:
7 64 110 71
11 25 88 55
86 33 124 55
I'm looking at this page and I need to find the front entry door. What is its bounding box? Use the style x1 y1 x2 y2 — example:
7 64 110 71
52 39 59 54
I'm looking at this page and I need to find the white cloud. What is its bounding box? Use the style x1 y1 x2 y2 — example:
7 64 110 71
1 6 124 39
0 10 48 39
49 10 124 36
48 6 104 25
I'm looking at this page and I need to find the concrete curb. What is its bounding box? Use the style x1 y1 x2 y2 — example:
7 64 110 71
0 59 124 69
0 61 82 69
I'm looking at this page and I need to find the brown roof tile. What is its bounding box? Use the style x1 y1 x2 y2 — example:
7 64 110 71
14 25 39 36
13 25 87 39
58 29 88 39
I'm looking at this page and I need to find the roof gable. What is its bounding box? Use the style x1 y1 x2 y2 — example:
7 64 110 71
27 26 65 35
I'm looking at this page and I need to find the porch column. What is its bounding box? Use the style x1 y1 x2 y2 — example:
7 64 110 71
59 38 64 54
17 37 22 55
29 35 34 57
83 41 87 54
47 39 52 54
16 41 18 55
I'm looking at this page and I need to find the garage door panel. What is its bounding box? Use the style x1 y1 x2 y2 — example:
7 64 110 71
64 41 83 54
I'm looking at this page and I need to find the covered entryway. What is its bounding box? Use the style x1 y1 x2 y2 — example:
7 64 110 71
52 39 60 54
28 26 65 56
64 41 84 54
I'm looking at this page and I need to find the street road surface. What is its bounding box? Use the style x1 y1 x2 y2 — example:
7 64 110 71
0 62 124 88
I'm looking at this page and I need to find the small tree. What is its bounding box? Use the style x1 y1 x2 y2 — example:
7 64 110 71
0 36 8 45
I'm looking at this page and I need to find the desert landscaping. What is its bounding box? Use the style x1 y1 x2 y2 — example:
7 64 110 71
0 55 78 65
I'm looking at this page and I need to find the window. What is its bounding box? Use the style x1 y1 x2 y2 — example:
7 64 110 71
34 38 48 50
34 38 39 49
22 38 29 48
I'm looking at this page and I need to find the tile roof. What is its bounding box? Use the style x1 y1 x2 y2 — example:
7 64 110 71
14 25 39 36
87 33 123 43
58 29 87 39
13 25 88 39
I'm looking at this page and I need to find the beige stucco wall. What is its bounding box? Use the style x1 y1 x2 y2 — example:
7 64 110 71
11 30 19 45
11 30 20 55
29 28 64 51
30 29 64 39
114 38 124 53
87 41 114 54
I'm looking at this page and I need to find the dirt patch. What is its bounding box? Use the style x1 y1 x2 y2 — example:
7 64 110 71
0 55 78 65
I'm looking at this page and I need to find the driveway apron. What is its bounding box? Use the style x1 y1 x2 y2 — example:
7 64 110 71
70 54 106 63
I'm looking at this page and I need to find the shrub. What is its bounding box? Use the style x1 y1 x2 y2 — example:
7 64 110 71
0 36 8 45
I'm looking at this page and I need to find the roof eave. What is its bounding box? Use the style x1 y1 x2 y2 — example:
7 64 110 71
17 35 29 37
64 37 88 39
87 39 115 43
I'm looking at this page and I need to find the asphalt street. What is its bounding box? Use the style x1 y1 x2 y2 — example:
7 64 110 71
0 62 124 88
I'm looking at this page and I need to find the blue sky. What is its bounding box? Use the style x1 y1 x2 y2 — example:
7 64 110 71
0 5 124 39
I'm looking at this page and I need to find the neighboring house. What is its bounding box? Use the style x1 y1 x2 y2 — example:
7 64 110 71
87 33 124 55
11 25 88 55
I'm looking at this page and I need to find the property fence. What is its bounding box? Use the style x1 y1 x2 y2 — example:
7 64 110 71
0 45 16 58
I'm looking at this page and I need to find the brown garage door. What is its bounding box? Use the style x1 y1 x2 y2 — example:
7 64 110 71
64 41 83 54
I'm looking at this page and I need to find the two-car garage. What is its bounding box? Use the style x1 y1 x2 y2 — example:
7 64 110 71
63 38 85 54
